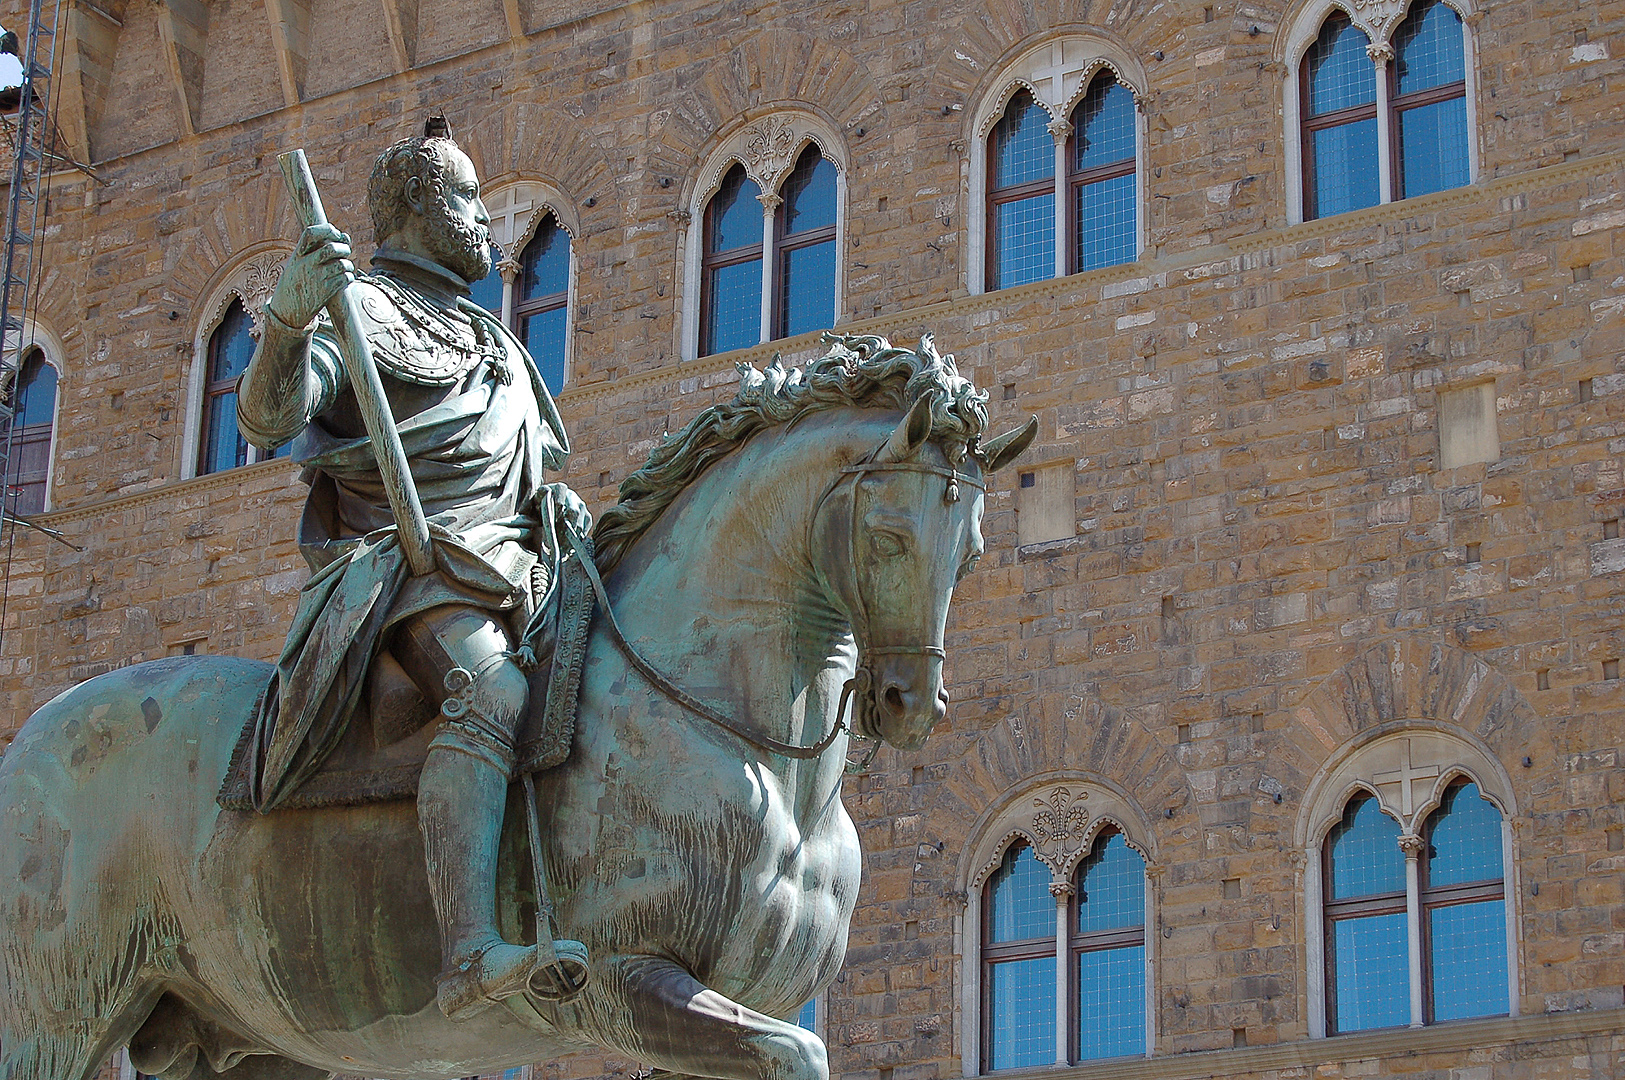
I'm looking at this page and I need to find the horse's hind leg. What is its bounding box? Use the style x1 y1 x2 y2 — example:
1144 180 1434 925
593 955 826 1080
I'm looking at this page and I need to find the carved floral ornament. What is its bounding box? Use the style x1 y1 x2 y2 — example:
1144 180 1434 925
966 780 1152 894
1306 0 1476 58
199 247 294 342
699 115 843 207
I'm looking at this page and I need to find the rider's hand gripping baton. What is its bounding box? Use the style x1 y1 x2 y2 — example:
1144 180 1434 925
276 149 437 577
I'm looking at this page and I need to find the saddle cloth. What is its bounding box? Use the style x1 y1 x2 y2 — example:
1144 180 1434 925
217 539 596 812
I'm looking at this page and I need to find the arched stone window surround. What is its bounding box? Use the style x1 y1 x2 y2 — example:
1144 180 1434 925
1278 0 1481 224
1298 720 1519 1037
479 177 581 391
955 771 1157 1074
181 241 292 479
964 35 1149 296
7 317 67 513
677 109 849 363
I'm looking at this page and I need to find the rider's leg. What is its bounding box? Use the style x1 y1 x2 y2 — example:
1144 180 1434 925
590 955 827 1080
396 604 587 1020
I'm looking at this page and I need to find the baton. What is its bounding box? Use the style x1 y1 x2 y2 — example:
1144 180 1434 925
277 149 436 577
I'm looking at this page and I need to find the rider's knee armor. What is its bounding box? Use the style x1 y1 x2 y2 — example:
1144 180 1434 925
391 604 528 775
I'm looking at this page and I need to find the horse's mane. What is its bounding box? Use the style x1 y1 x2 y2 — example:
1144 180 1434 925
592 332 990 572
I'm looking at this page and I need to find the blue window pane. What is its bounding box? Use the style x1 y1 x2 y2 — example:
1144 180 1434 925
703 258 762 355
709 166 763 253
796 999 817 1030
1394 0 1465 94
1328 795 1404 900
779 239 835 338
209 300 256 384
1077 945 1145 1061
1077 833 1144 933
520 216 569 302
989 843 1054 943
1427 782 1502 886
987 955 1056 1070
522 306 568 396
1430 899 1508 1020
201 389 247 474
782 147 837 235
468 262 504 314
15 351 55 428
1311 118 1380 218
1331 911 1410 1031
1073 78 1135 172
1398 96 1469 199
994 192 1055 290
1306 15 1376 115
992 91 1055 189
1075 172 1136 273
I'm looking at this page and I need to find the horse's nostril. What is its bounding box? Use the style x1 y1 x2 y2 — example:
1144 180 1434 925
884 686 905 714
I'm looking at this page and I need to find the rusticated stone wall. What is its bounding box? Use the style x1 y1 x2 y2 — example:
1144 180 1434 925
3 0 1623 1078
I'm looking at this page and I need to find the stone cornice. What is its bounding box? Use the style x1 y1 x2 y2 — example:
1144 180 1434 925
556 149 1625 408
987 1008 1625 1080
35 457 301 527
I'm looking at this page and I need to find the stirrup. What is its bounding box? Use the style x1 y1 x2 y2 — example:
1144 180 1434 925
436 941 541 1021
527 937 590 1002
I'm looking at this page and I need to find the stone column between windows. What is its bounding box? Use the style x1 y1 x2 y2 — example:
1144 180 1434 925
497 256 521 326
1400 832 1425 1028
1051 879 1071 1066
1368 43 1396 205
757 191 781 344
1048 117 1072 281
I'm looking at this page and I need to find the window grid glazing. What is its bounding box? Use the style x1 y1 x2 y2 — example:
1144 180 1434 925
700 165 764 357
9 348 54 515
511 214 570 394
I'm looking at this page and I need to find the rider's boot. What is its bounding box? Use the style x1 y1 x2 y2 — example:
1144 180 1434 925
417 657 589 1021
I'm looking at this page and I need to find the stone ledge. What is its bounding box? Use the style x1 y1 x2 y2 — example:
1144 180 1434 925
36 457 301 526
982 1008 1625 1080
556 148 1625 408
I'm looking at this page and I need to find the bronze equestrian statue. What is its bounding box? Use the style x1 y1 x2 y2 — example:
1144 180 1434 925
0 126 1037 1080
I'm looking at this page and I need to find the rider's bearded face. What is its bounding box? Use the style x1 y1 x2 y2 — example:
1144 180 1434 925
421 148 492 284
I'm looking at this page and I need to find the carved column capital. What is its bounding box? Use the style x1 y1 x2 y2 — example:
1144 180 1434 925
1048 881 1075 898
666 208 693 226
496 257 522 285
1366 41 1396 65
1046 117 1074 144
756 191 784 212
1398 833 1426 856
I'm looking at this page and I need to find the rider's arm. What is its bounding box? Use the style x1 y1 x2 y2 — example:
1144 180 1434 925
237 224 354 450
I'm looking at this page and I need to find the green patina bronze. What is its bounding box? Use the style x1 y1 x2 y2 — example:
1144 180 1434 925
0 129 1036 1080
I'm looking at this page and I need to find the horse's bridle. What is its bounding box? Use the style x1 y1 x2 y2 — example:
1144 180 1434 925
567 445 985 771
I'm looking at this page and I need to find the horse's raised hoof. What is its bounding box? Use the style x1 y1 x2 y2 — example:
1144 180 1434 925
437 938 591 1020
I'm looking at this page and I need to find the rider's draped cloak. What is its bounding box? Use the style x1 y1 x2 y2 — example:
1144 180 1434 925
242 253 570 812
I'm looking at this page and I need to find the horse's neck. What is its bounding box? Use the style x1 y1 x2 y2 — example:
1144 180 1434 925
605 414 879 799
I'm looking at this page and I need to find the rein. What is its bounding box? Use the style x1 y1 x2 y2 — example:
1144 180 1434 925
568 446 985 768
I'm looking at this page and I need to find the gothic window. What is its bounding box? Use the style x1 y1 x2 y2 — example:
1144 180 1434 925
7 346 57 515
701 163 765 357
512 214 571 395
1391 0 1469 198
1301 13 1380 219
1068 75 1138 274
773 146 838 340
987 90 1057 291
1321 778 1509 1033
1289 0 1475 222
198 297 285 475
981 831 1148 1070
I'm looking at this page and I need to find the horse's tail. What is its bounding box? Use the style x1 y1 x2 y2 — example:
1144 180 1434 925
0 655 272 1080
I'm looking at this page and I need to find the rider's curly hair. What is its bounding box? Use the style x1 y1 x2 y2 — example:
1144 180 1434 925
367 136 458 246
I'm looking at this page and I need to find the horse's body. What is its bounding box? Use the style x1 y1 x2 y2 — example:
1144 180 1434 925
0 339 1033 1080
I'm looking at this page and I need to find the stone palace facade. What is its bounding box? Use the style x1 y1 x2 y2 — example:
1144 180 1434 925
1 0 1621 1077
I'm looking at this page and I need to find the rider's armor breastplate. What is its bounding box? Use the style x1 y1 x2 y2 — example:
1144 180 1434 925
359 274 509 387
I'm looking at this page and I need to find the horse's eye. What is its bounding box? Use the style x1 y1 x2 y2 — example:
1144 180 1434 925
871 532 906 558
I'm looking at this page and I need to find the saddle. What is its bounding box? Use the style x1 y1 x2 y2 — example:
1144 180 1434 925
217 537 597 812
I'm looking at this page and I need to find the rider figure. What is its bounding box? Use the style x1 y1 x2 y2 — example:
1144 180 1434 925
237 127 589 1020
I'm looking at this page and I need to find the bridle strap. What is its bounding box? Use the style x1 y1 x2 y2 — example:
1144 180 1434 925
840 461 987 492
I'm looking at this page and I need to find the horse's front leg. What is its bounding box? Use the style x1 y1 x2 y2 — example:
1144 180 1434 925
596 955 827 1080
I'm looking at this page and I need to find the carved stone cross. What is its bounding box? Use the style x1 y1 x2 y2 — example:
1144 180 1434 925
1374 738 1440 817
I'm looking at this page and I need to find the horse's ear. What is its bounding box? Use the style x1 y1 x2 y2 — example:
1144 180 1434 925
879 395 935 463
980 415 1039 472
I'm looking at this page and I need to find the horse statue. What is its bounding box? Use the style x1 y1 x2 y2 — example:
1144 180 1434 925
0 334 1035 1080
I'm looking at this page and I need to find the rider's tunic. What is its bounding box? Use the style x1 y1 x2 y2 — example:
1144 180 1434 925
241 258 570 812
